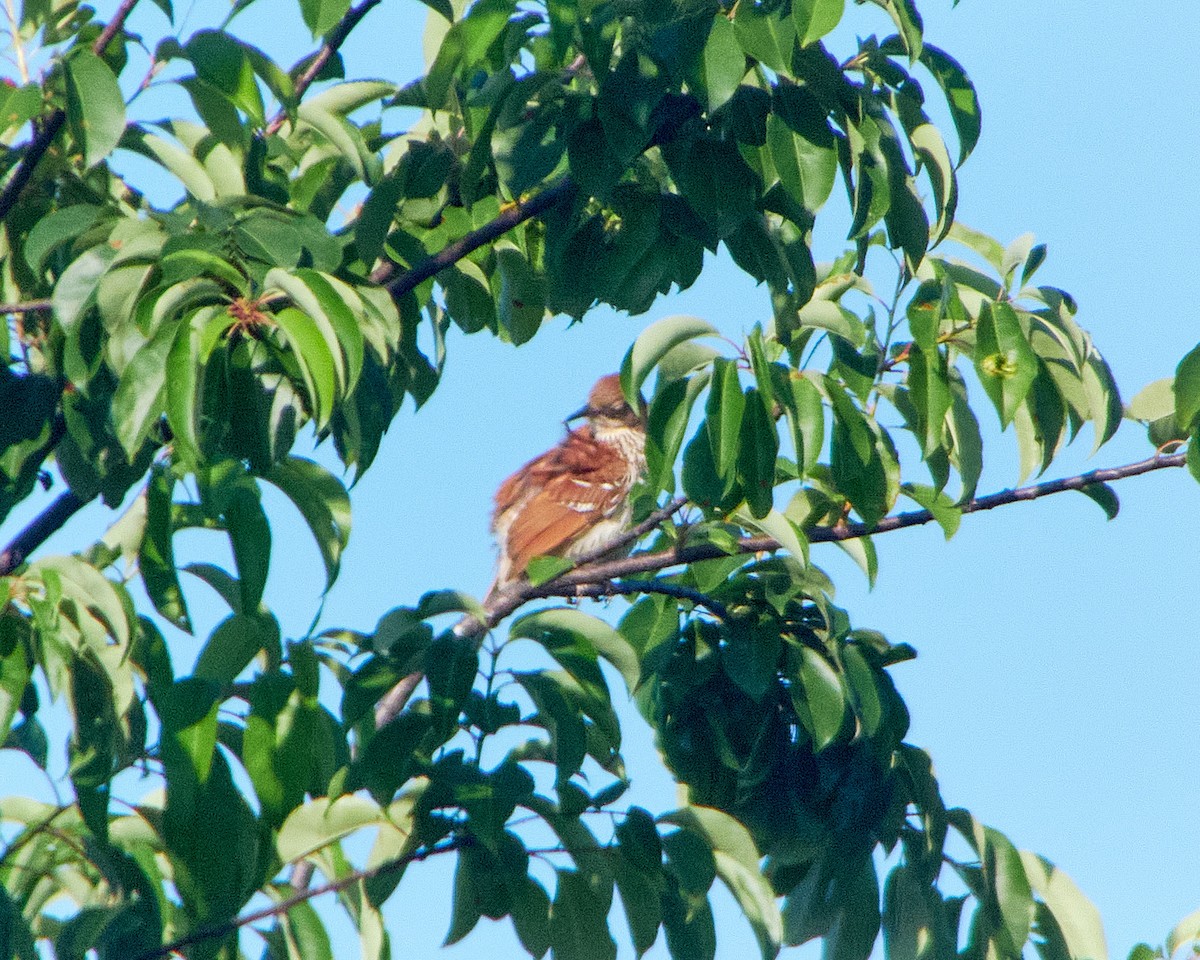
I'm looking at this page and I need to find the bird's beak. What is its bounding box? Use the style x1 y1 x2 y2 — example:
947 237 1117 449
564 403 588 425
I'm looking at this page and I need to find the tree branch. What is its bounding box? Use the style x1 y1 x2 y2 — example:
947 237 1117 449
0 299 52 314
370 452 1188 730
0 490 87 576
264 0 384 136
552 451 1190 586
371 177 577 294
526 577 730 620
129 836 466 960
0 0 141 221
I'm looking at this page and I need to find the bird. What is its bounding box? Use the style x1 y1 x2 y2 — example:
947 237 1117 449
489 374 647 596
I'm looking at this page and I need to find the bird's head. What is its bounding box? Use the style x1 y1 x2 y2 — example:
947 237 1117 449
567 374 645 430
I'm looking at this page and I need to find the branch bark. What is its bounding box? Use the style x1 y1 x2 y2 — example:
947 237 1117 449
373 450 1187 730
371 177 577 294
0 299 52 314
264 0 384 136
0 491 86 576
0 0 141 221
129 836 466 960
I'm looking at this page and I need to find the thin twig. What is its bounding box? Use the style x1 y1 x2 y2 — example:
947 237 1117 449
550 451 1190 586
0 0 142 222
264 0 384 136
0 490 84 576
526 577 730 620
372 177 577 294
129 837 466 960
0 299 52 314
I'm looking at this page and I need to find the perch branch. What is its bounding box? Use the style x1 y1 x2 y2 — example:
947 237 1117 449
129 836 466 960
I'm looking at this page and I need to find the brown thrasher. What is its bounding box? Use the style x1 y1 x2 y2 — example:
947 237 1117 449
489 374 646 595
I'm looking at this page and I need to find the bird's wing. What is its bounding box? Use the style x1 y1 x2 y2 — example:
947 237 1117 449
499 430 631 572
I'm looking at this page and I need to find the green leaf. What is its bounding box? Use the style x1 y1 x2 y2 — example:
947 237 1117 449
1077 483 1119 522
185 30 265 126
194 612 278 682
707 359 746 483
1190 423 1200 486
111 319 180 459
267 268 365 397
793 646 845 749
277 794 384 862
64 51 126 167
796 299 864 345
298 101 377 181
921 44 980 164
737 388 779 519
525 555 575 585
793 0 844 47
550 869 617 960
24 205 104 273
1174 343 1200 432
621 314 721 403
271 306 339 428
876 0 923 59
511 876 552 959
984 826 1035 954
663 828 716 895
263 458 351 589
166 307 229 467
300 0 350 37
0 636 30 744
767 112 836 216
900 483 960 538
974 302 1037 428
1167 909 1200 958
141 467 191 631
829 383 896 525
1126 378 1174 422
1020 852 1108 960
702 15 745 112
139 130 218 201
511 608 640 696
733 2 796 74
662 806 782 959
736 507 809 567
494 245 546 346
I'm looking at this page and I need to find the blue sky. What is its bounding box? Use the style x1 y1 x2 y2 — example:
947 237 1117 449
5 1 1200 957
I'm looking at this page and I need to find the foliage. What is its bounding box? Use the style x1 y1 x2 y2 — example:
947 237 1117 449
0 0 1193 958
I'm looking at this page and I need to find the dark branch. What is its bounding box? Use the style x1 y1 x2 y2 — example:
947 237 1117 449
265 0 384 135
372 177 577 294
526 577 730 620
92 0 140 54
555 452 1190 585
0 0 140 222
129 837 465 960
0 490 87 576
370 452 1188 731
0 299 52 314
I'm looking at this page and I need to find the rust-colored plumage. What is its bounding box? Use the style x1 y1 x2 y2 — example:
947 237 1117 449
490 375 646 593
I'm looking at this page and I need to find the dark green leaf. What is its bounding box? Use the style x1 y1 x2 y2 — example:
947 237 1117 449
1174 342 1200 432
702 16 745 112
263 457 351 589
64 51 126 167
550 869 618 960
141 466 191 631
1077 483 1119 521
793 646 845 750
